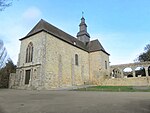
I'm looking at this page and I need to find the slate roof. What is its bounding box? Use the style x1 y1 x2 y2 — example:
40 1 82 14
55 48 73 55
20 19 109 55
88 39 106 52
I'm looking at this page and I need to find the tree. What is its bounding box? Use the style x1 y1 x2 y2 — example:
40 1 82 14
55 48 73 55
0 39 9 68
136 44 150 62
0 0 13 11
0 40 16 88
0 59 16 88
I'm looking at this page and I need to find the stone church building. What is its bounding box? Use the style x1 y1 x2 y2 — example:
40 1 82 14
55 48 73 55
11 17 110 90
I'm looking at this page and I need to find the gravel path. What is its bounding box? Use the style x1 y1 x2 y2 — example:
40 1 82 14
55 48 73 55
0 89 150 113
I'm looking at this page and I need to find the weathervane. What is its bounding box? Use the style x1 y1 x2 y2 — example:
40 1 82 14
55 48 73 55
82 11 84 17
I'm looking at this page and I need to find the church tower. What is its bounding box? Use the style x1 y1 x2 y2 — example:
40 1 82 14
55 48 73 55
77 17 90 44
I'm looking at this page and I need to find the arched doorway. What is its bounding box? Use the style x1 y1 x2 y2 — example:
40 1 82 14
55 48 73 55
148 66 150 76
135 66 146 77
111 68 122 78
123 67 133 78
127 74 133 78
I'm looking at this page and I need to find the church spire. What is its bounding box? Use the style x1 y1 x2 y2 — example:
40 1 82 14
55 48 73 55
77 15 90 45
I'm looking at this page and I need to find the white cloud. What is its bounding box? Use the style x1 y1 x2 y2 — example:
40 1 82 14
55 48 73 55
0 6 43 64
22 6 42 21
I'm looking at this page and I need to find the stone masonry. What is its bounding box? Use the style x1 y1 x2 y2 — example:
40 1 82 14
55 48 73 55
9 18 110 90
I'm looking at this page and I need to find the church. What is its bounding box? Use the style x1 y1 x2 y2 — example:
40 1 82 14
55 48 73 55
12 17 110 90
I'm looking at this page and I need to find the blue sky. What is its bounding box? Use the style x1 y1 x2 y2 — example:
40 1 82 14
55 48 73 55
0 0 150 65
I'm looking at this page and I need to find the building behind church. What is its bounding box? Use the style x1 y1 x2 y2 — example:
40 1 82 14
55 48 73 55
10 17 110 90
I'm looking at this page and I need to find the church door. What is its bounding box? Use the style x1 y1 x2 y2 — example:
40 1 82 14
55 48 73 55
25 70 31 85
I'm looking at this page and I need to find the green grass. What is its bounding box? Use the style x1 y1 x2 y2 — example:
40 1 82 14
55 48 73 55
74 86 150 92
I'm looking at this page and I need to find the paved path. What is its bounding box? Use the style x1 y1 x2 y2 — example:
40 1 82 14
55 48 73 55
0 89 150 113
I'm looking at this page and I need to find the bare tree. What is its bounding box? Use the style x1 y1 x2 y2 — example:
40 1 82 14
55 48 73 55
0 0 13 11
0 39 9 68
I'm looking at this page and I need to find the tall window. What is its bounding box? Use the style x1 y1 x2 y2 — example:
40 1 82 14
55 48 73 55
75 54 78 66
26 42 33 63
105 61 107 69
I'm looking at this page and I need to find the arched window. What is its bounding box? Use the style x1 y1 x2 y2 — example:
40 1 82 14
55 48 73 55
26 42 33 63
75 54 78 66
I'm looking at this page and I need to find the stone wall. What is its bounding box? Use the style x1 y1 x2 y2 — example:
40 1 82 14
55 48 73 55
102 77 150 86
18 32 45 67
44 32 90 89
16 32 46 90
9 73 17 88
89 51 110 84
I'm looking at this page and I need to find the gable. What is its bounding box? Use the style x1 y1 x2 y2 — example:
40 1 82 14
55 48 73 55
88 39 109 55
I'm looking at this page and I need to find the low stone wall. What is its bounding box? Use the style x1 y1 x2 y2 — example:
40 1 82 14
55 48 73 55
101 77 150 86
9 73 17 88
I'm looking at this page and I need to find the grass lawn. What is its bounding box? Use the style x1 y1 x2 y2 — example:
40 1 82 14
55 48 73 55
74 86 150 92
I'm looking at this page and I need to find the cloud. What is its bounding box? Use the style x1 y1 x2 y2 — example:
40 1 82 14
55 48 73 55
0 6 42 64
22 6 42 21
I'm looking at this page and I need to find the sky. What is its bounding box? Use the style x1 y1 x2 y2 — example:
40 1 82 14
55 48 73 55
0 0 150 65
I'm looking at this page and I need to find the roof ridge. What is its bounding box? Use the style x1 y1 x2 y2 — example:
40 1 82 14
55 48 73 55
90 39 98 42
25 19 45 37
39 19 86 45
42 19 77 40
19 19 109 55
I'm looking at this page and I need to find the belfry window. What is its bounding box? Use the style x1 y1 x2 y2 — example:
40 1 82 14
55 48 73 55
26 42 33 63
75 54 78 66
